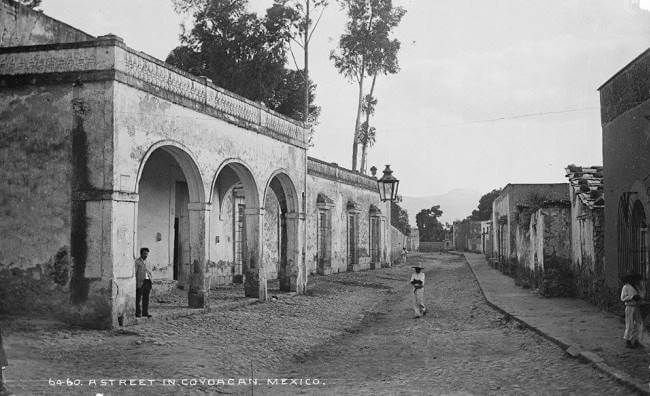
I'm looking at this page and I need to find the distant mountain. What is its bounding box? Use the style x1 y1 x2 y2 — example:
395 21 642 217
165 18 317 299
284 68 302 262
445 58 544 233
400 189 482 226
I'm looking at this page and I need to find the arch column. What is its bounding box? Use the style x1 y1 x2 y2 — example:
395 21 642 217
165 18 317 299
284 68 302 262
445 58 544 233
282 212 304 292
188 202 211 308
244 207 267 300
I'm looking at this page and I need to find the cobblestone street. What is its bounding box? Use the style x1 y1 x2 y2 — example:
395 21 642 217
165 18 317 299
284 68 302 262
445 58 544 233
2 254 633 395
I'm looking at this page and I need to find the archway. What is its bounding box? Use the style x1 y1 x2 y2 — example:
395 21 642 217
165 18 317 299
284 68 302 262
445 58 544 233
263 171 300 292
135 144 205 291
210 160 261 297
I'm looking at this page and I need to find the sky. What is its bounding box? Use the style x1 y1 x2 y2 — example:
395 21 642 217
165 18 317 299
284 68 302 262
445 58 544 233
41 0 650 198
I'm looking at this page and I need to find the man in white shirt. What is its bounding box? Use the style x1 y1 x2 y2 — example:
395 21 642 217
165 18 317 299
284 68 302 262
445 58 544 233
135 247 153 318
410 265 426 318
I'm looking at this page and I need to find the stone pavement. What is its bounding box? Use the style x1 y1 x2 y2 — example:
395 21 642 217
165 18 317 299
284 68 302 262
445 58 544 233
464 252 650 394
1 253 633 395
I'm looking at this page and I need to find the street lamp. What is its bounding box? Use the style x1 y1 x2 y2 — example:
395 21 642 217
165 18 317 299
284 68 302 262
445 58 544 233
376 165 400 268
377 165 400 202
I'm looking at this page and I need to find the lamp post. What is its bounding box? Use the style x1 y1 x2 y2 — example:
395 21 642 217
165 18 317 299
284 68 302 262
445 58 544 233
376 165 400 267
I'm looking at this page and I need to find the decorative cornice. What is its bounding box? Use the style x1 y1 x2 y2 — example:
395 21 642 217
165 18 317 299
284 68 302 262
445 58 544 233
307 157 378 193
0 38 308 149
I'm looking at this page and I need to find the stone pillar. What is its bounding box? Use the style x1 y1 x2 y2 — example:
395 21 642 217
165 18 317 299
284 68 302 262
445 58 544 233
244 207 266 300
70 190 138 329
187 202 211 308
284 212 304 292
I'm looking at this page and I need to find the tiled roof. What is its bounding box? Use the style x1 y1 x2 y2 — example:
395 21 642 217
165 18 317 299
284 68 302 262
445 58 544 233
565 165 604 210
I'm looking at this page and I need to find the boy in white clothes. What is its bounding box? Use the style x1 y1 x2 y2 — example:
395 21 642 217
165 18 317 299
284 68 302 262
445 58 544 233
410 265 426 318
620 273 644 348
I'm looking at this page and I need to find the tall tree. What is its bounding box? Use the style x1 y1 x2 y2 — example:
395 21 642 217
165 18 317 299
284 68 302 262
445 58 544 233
391 201 411 236
468 188 503 221
168 0 320 123
416 205 445 242
330 0 405 172
270 0 328 124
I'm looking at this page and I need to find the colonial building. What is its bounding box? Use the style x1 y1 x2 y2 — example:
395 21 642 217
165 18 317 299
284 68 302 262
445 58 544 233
599 48 650 299
491 184 569 273
0 0 399 328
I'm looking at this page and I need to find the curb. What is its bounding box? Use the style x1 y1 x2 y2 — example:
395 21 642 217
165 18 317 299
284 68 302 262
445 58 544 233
463 253 649 395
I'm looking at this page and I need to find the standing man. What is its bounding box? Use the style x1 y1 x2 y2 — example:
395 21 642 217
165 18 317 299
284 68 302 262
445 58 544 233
135 247 152 318
410 265 426 318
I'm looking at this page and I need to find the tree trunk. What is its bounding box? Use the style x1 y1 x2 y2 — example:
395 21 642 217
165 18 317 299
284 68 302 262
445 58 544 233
360 73 377 174
303 0 310 124
352 73 364 172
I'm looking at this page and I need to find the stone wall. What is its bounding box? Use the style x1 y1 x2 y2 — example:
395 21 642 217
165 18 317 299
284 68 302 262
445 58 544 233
492 184 569 266
570 198 613 308
1 0 93 47
452 220 469 251
511 203 572 296
306 157 388 275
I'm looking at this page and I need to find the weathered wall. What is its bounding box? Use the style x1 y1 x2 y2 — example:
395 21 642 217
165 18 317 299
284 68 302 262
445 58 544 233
468 221 482 252
512 204 572 295
452 220 469 251
491 184 568 266
0 82 74 315
208 187 236 286
306 158 385 275
0 75 115 326
0 0 93 47
263 189 280 280
538 206 572 296
480 220 492 256
571 198 608 305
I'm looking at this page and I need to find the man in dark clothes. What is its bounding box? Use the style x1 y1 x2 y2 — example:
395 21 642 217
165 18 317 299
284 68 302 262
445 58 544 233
0 327 13 396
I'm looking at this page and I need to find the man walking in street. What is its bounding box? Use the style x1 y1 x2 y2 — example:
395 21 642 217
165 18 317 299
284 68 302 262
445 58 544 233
135 247 152 318
410 265 426 318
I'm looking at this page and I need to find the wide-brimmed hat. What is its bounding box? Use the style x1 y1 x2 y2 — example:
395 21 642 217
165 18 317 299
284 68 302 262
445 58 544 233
411 265 423 269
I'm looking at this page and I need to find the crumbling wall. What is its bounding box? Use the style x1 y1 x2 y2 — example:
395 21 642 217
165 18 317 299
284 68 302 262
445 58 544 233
0 83 73 316
0 0 93 47
538 206 573 297
571 205 616 309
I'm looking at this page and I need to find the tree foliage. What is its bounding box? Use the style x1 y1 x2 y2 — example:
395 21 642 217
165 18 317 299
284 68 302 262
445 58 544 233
468 188 503 221
391 201 411 236
167 0 320 123
330 0 405 171
416 205 446 242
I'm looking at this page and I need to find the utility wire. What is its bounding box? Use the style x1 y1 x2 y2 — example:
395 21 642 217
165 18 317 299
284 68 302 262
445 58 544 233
323 106 601 132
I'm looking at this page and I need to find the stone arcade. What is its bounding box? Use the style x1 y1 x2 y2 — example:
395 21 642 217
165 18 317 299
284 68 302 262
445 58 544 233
0 1 400 328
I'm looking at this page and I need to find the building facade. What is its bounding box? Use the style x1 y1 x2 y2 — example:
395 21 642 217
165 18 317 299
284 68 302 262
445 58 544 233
0 0 402 328
599 48 650 299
